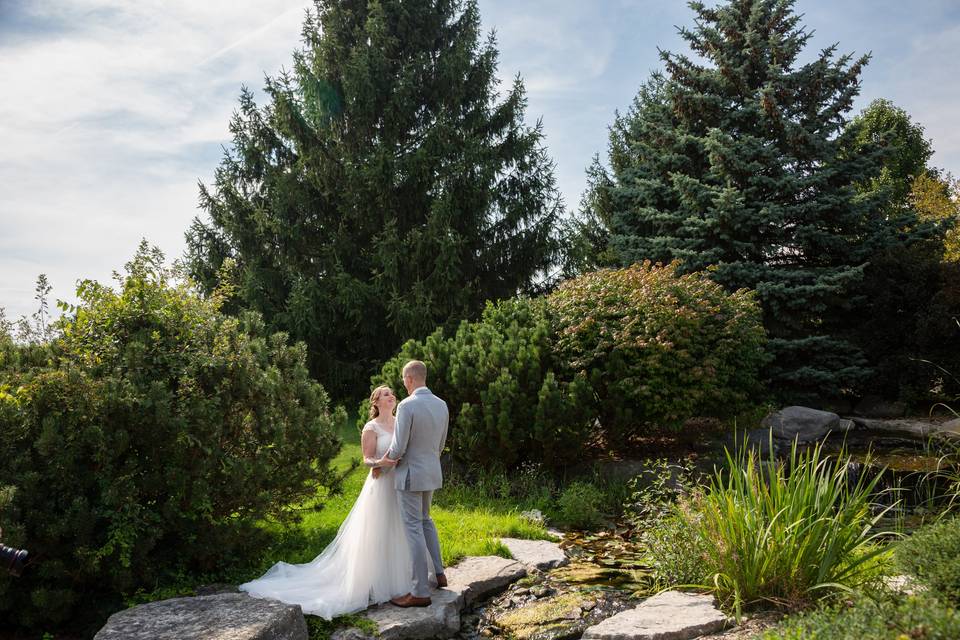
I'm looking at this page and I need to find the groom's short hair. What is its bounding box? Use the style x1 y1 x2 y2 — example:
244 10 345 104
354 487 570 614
403 360 427 382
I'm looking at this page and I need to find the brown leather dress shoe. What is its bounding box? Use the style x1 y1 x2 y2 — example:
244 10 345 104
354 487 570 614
390 593 432 607
436 573 448 588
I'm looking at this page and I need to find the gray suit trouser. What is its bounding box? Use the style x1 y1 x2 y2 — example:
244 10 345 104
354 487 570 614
397 489 444 597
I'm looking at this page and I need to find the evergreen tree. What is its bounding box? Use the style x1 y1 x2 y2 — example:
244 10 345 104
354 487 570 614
185 0 563 399
580 0 921 401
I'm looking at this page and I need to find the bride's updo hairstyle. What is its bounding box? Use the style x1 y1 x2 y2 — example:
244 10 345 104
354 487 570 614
368 385 393 419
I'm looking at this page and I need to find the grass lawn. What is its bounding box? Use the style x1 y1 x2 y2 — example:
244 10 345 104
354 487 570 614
254 424 550 574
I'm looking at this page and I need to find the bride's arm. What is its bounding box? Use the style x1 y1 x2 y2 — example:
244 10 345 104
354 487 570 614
361 428 382 468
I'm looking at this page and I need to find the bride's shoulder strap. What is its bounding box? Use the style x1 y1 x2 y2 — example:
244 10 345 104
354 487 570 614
361 421 379 434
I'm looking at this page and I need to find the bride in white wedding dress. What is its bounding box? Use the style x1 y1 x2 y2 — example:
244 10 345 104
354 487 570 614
239 386 415 619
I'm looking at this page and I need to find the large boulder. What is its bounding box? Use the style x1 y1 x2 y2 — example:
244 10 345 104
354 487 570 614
581 591 729 640
761 406 841 443
94 593 307 640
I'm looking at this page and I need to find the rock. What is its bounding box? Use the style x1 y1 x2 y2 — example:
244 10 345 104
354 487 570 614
501 538 569 572
942 418 960 435
547 527 566 541
494 593 588 640
581 591 729 640
94 593 307 640
855 396 908 419
532 587 553 598
195 583 240 597
445 556 527 607
520 509 546 526
365 588 464 640
837 418 855 432
331 628 374 640
514 587 531 596
851 418 960 441
884 574 925 595
761 406 840 442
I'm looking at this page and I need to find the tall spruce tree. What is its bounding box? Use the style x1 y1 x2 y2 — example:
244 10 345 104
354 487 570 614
185 0 563 399
579 0 917 401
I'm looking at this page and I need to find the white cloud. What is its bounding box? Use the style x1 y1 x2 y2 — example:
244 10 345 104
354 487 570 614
0 1 312 320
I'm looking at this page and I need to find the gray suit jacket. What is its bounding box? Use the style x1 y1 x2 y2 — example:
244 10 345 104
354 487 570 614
386 387 449 491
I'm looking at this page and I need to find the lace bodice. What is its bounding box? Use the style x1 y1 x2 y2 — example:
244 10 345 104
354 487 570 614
363 421 395 458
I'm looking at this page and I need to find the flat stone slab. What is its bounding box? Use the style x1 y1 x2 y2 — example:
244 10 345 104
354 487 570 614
94 592 307 640
501 538 569 571
445 555 527 607
363 588 463 640
852 418 960 440
581 591 729 640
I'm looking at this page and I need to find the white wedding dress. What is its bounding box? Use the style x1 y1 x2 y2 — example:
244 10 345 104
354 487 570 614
239 421 414 619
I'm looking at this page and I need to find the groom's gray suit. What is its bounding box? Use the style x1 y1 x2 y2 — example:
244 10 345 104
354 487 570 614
386 386 448 598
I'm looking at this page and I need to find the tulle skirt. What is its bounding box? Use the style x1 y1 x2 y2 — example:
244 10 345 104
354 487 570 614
239 469 414 619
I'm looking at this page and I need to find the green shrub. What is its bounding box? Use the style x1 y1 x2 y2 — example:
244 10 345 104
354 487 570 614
761 593 960 640
896 516 960 603
547 261 768 438
0 244 342 634
642 504 709 587
557 481 605 529
687 439 889 613
623 458 708 587
370 298 595 470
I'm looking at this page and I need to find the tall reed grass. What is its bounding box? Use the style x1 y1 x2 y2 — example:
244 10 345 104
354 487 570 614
689 436 892 616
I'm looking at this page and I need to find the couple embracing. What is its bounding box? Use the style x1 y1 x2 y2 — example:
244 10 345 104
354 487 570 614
239 360 449 618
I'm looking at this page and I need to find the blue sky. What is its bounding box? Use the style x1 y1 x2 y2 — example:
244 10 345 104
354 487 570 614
2 0 959 321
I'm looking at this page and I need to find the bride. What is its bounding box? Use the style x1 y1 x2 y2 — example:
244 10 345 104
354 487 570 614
239 386 415 619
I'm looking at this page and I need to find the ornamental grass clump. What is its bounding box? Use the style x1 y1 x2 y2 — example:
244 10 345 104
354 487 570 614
691 438 891 615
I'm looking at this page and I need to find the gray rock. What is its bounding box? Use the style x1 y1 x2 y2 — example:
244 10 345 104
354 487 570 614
501 538 569 571
883 574 926 595
195 583 241 597
581 591 729 640
855 396 908 419
761 406 841 443
852 418 960 441
445 555 527 607
94 593 307 640
365 589 464 640
331 628 374 640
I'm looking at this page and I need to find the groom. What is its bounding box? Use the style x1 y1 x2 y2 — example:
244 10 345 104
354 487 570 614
377 360 449 607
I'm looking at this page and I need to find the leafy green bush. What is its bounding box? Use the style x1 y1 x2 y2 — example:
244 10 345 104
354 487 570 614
896 516 960 603
642 504 709 587
622 458 708 587
547 261 768 438
556 481 605 529
370 298 595 469
686 439 889 613
0 245 342 634
761 593 960 640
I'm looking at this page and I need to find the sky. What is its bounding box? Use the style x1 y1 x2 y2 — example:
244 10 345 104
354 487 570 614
2 0 959 321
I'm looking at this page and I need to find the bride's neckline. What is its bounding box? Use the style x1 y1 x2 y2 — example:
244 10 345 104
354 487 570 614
372 418 395 433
